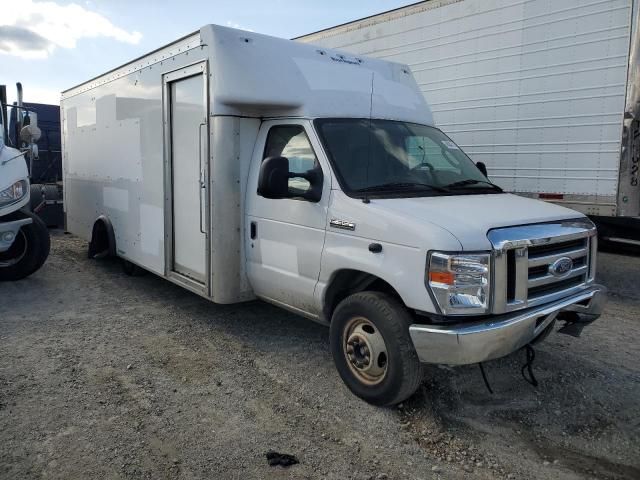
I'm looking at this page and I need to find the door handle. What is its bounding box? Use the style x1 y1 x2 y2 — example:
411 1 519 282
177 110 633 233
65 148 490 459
250 221 257 239
198 122 207 235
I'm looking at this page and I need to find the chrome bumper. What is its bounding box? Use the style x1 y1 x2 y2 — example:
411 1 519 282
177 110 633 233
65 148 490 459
0 217 32 253
409 284 606 365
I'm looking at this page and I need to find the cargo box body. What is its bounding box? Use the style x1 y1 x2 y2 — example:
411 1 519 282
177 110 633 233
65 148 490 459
61 24 430 302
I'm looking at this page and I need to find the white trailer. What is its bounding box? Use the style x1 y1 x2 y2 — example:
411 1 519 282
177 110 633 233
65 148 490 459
62 25 605 406
297 0 640 244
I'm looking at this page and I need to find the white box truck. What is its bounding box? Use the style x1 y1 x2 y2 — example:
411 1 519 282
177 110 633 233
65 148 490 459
62 25 606 406
297 0 640 245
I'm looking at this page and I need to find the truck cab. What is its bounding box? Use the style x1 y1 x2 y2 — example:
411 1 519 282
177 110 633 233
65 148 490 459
0 85 50 281
244 116 606 405
61 25 606 406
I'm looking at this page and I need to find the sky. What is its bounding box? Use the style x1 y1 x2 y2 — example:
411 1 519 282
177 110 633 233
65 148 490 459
0 0 414 105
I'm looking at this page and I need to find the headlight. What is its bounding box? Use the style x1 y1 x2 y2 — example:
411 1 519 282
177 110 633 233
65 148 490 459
427 252 491 315
0 180 28 207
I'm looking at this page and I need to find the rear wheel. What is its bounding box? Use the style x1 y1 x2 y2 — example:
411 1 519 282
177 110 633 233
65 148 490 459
330 291 423 406
0 212 50 281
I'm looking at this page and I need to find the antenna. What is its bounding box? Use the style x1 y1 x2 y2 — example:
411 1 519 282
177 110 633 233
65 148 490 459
363 72 374 204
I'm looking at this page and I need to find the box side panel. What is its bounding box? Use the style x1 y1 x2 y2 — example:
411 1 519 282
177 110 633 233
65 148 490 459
299 0 634 216
61 44 209 275
209 115 260 303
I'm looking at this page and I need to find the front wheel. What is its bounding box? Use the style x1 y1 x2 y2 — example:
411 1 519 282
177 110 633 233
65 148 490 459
330 292 423 406
0 212 50 281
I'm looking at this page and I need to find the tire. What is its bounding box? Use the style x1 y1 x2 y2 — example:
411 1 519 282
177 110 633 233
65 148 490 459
0 212 51 281
330 291 423 406
29 184 44 212
122 259 146 276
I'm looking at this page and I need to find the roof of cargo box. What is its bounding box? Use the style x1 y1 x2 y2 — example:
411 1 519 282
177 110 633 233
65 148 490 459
62 25 433 124
202 25 432 122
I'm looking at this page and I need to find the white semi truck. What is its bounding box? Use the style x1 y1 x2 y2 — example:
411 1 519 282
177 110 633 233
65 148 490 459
0 84 50 281
62 25 606 405
297 0 640 245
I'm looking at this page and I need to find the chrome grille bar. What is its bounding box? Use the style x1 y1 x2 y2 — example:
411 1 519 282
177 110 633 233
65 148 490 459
528 265 588 288
513 247 528 305
527 246 589 267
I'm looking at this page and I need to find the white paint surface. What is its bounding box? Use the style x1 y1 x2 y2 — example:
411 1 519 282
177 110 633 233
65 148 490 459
102 187 129 212
140 203 163 256
260 239 299 275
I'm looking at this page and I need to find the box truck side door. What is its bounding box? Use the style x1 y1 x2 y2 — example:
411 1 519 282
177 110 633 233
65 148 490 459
163 63 210 295
246 120 331 315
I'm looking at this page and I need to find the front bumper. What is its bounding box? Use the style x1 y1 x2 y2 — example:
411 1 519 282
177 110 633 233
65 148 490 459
409 284 606 365
0 217 32 253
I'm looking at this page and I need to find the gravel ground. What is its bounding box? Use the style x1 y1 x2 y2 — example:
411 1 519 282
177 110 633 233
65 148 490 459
0 232 638 480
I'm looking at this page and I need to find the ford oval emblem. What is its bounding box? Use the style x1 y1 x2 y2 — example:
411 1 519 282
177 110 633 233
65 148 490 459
549 257 573 278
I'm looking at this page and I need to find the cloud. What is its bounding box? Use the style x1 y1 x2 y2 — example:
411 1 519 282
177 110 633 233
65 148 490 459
225 20 254 32
6 84 62 105
0 0 142 59
0 25 52 59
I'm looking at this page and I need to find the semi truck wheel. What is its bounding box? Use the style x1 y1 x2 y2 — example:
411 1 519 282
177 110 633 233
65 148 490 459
0 212 50 281
330 291 423 406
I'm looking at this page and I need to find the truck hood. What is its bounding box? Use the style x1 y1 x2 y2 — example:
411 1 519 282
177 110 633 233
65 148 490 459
0 144 29 190
373 193 583 250
0 144 30 217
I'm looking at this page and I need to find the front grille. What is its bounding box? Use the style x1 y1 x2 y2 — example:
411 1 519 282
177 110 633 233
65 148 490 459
528 254 587 279
526 237 589 301
528 275 585 299
488 219 596 314
527 238 586 257
527 237 589 302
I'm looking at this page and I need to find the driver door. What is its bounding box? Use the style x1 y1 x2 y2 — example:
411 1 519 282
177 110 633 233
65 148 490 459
245 120 331 316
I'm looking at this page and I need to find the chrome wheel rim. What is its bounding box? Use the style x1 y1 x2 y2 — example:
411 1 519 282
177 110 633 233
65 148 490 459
0 230 28 267
343 316 388 385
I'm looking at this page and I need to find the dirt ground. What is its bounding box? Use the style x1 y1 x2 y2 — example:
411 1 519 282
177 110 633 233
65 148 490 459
0 232 638 480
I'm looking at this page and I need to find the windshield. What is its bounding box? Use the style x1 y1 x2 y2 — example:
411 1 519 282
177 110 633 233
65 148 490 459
314 118 499 197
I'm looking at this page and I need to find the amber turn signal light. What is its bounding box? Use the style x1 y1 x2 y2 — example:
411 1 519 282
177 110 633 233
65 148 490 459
429 271 455 285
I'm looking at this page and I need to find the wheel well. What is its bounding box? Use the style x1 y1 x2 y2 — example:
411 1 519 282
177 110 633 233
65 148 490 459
323 269 404 321
88 215 116 259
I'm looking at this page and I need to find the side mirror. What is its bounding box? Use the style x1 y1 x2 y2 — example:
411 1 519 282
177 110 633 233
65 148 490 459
20 124 41 161
258 156 289 199
476 161 488 177
20 124 41 145
297 166 323 202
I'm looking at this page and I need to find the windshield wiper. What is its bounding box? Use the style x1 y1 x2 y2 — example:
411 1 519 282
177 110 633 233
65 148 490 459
355 182 449 193
442 179 503 192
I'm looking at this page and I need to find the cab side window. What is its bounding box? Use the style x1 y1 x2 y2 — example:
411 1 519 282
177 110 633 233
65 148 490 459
264 125 319 195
